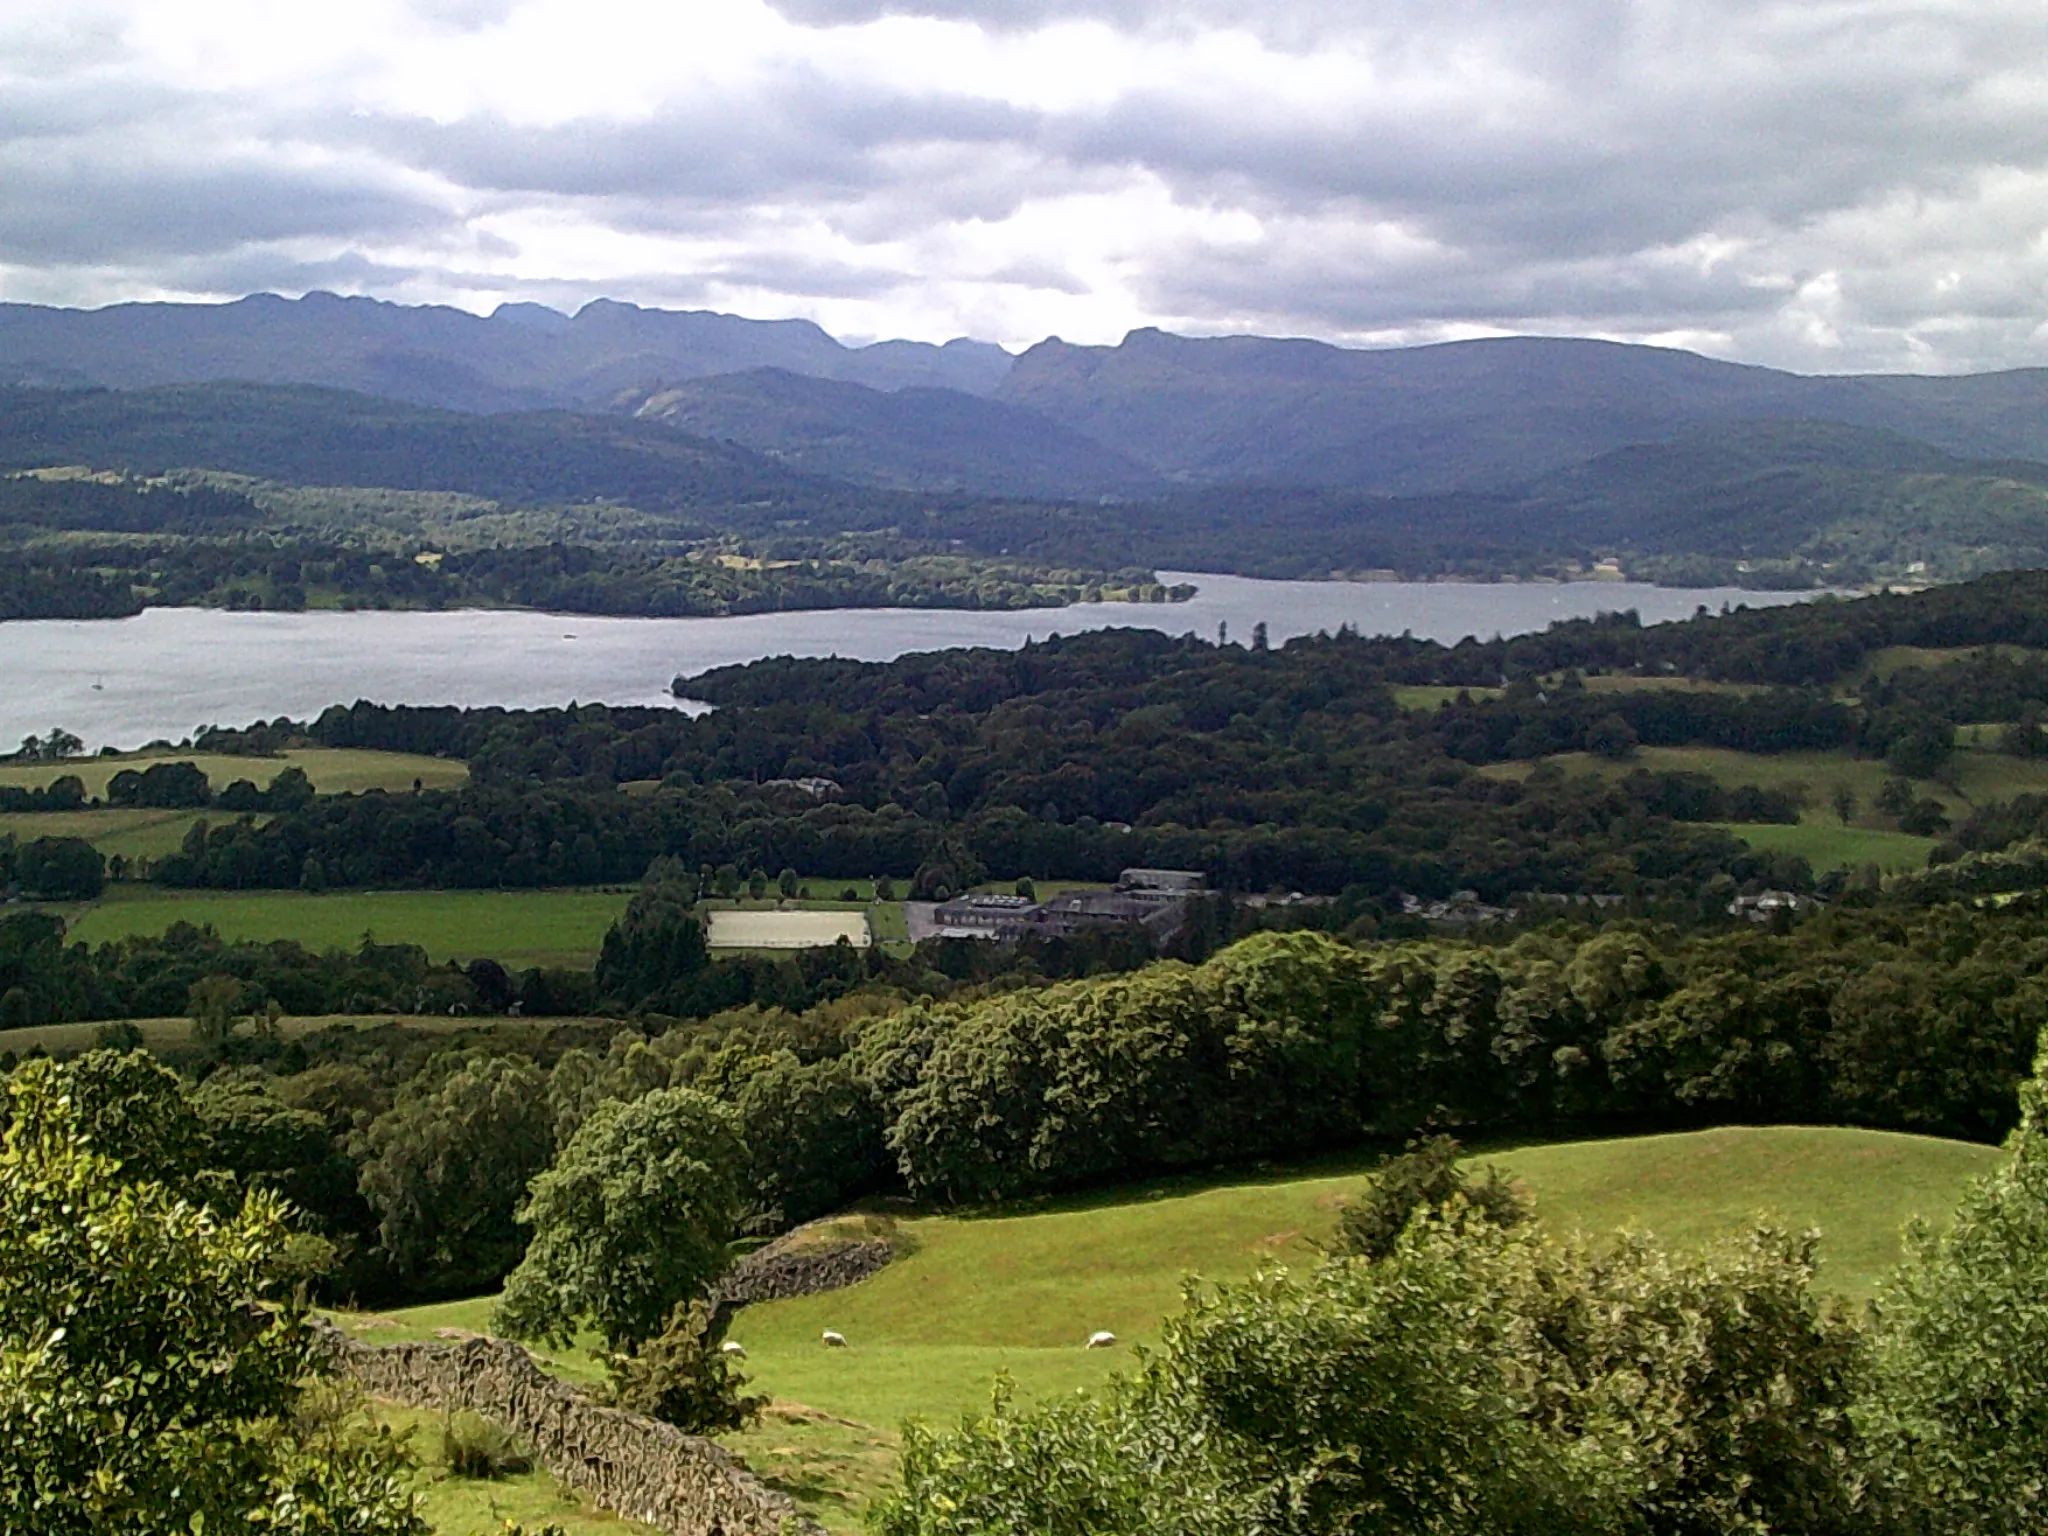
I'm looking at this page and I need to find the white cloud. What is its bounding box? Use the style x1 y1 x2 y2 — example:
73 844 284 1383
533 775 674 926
1 0 2046 371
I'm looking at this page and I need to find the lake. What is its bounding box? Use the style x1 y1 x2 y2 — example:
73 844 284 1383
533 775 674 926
0 573 1815 752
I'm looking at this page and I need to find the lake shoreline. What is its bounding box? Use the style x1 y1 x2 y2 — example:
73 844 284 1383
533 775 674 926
0 572 1818 754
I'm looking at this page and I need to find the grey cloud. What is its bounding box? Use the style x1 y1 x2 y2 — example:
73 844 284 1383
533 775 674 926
0 150 447 266
5 0 2048 372
697 252 920 300
155 248 434 300
1045 16 2048 266
1138 222 1787 339
342 83 1038 204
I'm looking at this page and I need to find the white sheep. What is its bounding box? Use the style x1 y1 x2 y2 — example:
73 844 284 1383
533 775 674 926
720 1340 747 1359
1086 1330 1117 1349
821 1329 849 1348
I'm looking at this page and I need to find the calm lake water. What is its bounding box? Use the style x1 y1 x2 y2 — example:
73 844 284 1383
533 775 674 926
0 573 1813 752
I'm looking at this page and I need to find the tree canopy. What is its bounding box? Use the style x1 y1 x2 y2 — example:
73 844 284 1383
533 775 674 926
0 1058 422 1536
494 1085 746 1352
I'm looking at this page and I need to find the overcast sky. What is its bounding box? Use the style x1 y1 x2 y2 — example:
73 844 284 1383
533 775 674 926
4 0 2047 372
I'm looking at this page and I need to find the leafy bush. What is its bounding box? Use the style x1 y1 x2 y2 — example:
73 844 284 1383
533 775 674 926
0 1060 425 1535
874 1213 1868 1536
602 1300 766 1434
1866 1036 2048 1532
1334 1135 1530 1261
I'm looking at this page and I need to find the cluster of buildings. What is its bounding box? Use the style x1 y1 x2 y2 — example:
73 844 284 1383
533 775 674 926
1396 890 1627 926
927 868 1207 944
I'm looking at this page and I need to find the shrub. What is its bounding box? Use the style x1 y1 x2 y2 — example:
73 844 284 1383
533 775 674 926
1867 1034 2048 1531
874 1218 1868 1536
1335 1135 1531 1262
437 1411 531 1479
602 1300 766 1434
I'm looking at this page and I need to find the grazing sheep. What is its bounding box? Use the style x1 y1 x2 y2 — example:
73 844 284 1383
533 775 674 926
720 1340 747 1359
822 1329 848 1347
1086 1330 1117 1349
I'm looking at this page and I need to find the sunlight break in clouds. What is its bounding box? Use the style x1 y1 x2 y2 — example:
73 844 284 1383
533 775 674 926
4 0 2048 371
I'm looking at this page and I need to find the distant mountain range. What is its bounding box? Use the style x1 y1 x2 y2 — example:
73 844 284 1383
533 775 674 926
997 329 2048 493
0 292 1013 411
9 293 2048 585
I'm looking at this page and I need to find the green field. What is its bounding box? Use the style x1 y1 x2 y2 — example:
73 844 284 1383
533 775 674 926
1483 1127 1995 1297
1392 684 1504 710
1394 678 1762 712
61 887 631 969
1482 743 2048 828
1576 675 1765 696
868 902 910 945
722 1126 1996 1525
0 807 224 860
0 748 467 797
1718 820 1940 873
345 1125 1996 1532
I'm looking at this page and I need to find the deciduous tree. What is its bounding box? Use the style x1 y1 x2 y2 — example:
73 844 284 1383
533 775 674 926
494 1085 745 1353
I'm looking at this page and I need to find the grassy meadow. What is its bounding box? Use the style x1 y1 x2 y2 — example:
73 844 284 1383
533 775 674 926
1715 820 1940 873
1860 643 2041 680
1392 684 1503 710
61 887 632 969
0 747 468 797
340 1124 1997 1532
0 807 223 861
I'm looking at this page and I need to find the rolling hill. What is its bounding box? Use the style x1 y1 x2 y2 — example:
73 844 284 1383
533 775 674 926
0 381 852 520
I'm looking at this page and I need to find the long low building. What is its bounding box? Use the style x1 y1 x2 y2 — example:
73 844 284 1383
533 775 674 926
929 870 1207 943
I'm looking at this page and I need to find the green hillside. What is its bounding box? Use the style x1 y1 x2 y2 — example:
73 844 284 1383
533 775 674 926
720 1126 1995 1526
344 1125 1996 1532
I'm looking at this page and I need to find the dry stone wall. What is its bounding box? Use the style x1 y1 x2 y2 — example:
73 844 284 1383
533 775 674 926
324 1327 820 1536
715 1237 893 1310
